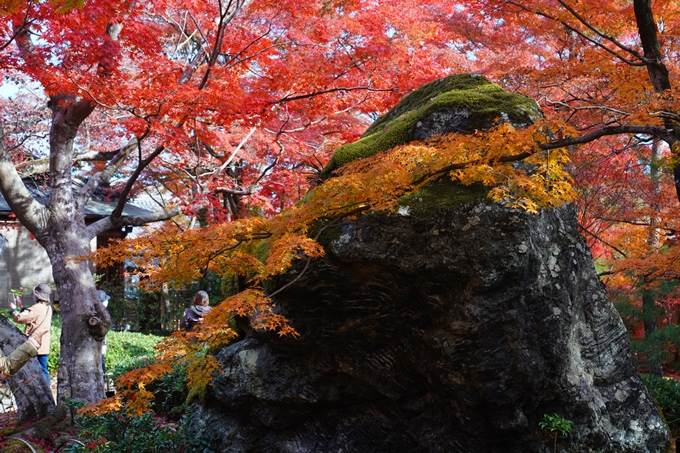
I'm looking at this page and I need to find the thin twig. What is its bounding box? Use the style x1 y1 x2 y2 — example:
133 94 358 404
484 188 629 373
267 205 370 299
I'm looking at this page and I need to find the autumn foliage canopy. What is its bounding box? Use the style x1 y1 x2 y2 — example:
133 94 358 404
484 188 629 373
3 0 680 411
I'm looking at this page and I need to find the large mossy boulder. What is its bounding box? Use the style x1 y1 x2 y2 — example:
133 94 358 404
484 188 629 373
190 75 669 452
320 73 542 177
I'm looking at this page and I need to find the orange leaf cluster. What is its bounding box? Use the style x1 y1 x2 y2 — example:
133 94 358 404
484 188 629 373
90 121 578 415
185 355 222 402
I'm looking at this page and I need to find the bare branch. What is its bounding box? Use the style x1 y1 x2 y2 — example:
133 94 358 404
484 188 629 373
197 0 252 89
555 0 648 62
85 207 182 240
15 149 121 178
110 145 166 222
216 126 256 175
215 187 251 196
579 224 627 257
506 0 647 66
2 6 38 52
75 138 141 212
273 86 397 104
538 125 676 149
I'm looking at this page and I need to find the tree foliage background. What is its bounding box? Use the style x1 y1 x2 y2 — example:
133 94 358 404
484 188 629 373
3 0 680 414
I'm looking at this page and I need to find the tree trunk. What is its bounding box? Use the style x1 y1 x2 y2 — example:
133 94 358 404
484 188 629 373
37 224 109 404
642 283 663 376
632 0 680 200
0 316 55 421
641 141 664 376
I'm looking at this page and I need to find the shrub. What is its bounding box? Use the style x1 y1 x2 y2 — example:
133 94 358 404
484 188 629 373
48 316 62 374
641 373 680 436
44 315 163 379
539 413 572 453
62 404 214 453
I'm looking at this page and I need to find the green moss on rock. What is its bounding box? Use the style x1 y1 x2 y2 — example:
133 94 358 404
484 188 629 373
321 74 542 178
397 179 490 217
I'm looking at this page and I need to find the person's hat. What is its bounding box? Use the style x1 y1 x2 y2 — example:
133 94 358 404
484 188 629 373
97 290 110 307
33 283 52 301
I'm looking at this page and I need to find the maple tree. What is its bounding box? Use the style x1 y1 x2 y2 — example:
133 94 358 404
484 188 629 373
0 0 482 410
82 0 680 414
4 0 680 418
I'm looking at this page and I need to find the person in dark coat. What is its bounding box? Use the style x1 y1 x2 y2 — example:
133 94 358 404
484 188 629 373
182 291 211 332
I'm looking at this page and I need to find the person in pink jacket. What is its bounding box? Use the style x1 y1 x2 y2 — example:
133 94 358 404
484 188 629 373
9 284 53 385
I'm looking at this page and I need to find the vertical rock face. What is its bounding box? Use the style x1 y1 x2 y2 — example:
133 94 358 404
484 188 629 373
191 75 669 452
193 198 668 452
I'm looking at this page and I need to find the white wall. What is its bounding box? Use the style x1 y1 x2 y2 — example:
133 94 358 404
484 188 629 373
0 222 105 307
0 224 54 307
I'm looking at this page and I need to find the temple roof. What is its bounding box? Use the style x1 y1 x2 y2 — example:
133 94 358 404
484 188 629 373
0 178 153 220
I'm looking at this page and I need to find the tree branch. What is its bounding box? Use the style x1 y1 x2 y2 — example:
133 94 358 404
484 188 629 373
556 0 648 63
75 138 141 212
505 0 647 66
579 224 627 257
15 149 122 179
109 145 166 223
538 125 676 150
412 124 674 186
272 86 397 104
85 207 182 240
2 7 38 52
215 187 251 196
0 122 48 233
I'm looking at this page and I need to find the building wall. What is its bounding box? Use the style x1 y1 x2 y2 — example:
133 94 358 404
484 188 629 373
0 223 97 308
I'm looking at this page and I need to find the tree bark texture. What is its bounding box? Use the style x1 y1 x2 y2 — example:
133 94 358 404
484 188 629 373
0 100 111 405
38 225 109 403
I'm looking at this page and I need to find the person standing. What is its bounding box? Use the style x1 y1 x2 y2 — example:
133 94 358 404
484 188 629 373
9 284 53 385
182 290 212 332
96 289 112 393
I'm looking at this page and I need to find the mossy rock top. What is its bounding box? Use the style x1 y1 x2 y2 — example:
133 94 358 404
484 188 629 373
320 74 542 178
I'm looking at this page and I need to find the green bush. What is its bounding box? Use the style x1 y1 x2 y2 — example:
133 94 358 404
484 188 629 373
48 315 62 374
104 329 164 378
152 366 190 413
641 373 680 436
62 404 214 453
44 315 163 379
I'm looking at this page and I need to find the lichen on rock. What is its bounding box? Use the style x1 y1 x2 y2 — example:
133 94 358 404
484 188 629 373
320 73 542 178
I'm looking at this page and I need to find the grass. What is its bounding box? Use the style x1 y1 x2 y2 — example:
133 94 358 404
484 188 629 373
45 315 164 378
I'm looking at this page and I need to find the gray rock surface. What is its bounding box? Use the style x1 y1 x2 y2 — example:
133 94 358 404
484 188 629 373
190 75 669 452
0 315 55 421
191 198 668 452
